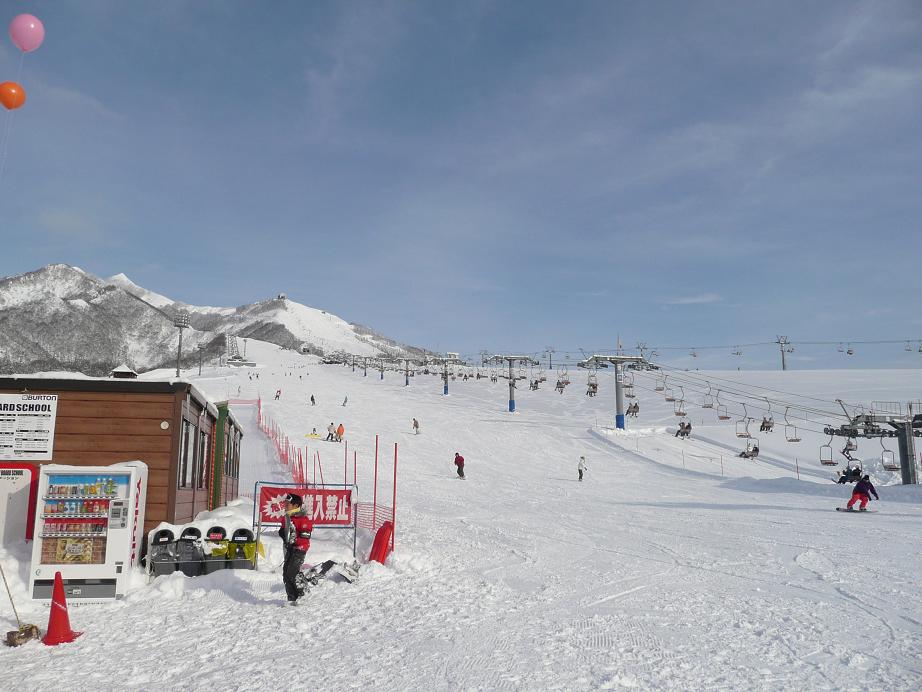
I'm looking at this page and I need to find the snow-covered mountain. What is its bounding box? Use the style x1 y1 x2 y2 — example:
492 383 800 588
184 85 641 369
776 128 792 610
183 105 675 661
0 264 428 376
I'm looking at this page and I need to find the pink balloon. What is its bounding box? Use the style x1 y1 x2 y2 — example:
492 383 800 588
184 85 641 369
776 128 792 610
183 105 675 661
9 14 45 53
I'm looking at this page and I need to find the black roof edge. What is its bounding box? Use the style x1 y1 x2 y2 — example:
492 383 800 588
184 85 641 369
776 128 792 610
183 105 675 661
0 377 193 397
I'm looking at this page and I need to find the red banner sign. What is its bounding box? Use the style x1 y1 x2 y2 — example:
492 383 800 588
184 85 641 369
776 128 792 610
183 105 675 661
257 485 353 526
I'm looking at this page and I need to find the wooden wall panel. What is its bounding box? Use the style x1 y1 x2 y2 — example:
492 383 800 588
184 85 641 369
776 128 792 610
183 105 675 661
57 401 174 419
54 418 173 436
146 486 170 505
47 451 172 469
173 502 194 523
53 434 172 453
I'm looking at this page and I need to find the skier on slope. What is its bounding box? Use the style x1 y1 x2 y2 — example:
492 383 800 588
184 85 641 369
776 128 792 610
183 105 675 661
454 452 465 479
325 422 336 441
310 394 316 406
279 493 313 604
578 456 588 481
845 474 879 511
412 418 420 434
336 423 345 442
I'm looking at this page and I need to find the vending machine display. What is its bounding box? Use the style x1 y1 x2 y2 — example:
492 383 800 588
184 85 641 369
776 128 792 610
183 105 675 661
30 461 147 602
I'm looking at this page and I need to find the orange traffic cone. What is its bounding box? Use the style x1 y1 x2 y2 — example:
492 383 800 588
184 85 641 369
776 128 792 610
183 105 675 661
42 572 81 646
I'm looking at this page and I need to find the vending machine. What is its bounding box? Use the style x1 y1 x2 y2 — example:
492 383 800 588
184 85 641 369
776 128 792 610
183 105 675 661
29 461 148 602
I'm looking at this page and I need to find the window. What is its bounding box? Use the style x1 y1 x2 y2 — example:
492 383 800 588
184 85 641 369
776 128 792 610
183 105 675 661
197 430 211 490
179 421 197 489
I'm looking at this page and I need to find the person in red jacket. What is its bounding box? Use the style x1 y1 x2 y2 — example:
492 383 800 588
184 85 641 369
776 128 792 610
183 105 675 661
454 452 465 479
279 493 313 603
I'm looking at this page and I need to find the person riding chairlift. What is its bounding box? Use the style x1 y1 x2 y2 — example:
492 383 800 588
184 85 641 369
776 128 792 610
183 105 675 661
739 442 759 459
841 438 858 462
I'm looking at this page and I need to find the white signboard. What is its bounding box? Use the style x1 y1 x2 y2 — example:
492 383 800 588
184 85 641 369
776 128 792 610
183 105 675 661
0 464 37 545
0 393 58 460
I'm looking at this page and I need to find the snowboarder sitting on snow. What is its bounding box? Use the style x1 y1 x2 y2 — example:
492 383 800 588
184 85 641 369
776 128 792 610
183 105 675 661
325 423 336 441
279 493 313 603
454 452 465 479
846 474 879 511
578 456 588 481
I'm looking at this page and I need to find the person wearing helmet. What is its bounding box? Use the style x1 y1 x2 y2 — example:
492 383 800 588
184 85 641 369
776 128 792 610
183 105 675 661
846 475 879 511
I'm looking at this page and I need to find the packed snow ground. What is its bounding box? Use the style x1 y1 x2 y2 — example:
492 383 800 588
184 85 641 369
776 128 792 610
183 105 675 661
2 341 922 690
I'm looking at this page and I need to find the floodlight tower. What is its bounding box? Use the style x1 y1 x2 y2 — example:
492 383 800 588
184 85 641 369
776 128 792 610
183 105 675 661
579 353 648 429
487 354 540 412
173 312 191 378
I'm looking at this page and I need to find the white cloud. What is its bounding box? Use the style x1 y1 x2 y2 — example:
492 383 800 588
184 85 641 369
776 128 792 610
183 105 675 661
661 293 723 306
35 209 106 243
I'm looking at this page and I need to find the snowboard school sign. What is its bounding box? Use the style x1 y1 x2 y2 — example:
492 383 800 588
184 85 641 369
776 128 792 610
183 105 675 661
0 394 58 461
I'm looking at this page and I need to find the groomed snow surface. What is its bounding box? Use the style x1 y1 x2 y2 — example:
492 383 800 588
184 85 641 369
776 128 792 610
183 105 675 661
2 340 922 690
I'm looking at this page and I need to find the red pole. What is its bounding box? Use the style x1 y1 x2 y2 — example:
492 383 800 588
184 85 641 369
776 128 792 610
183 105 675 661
353 451 357 488
317 451 325 485
372 434 379 527
391 442 398 551
313 453 317 487
344 440 348 486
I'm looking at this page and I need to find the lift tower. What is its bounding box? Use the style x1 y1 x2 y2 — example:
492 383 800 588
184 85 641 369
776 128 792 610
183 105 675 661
578 354 649 429
823 400 921 485
428 355 464 396
486 355 540 412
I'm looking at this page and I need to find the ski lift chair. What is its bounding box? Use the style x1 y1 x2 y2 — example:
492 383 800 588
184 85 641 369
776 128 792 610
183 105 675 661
736 405 752 438
783 407 801 442
761 398 774 432
654 377 665 392
881 438 900 471
739 438 760 459
820 436 837 466
674 399 686 417
846 345 854 356
702 385 715 409
664 387 676 402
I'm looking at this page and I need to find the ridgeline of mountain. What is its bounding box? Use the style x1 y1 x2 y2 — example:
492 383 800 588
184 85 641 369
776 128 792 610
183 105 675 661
0 264 428 376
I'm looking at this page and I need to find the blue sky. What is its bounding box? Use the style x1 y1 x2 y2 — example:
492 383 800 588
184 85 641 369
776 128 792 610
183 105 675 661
1 1 920 369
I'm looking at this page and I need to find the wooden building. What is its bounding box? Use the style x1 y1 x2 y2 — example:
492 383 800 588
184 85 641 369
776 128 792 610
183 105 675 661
0 377 243 538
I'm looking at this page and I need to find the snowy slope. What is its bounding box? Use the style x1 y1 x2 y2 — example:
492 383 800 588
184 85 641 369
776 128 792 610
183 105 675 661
2 344 921 690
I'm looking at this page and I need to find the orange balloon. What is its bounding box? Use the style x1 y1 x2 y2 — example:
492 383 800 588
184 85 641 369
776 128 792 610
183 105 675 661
0 82 26 110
